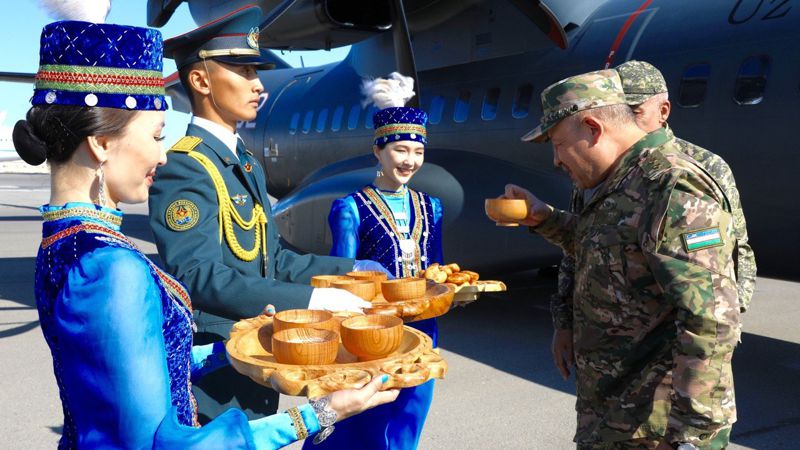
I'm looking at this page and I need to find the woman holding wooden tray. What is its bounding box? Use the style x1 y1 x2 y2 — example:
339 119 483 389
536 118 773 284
14 4 397 448
320 73 444 449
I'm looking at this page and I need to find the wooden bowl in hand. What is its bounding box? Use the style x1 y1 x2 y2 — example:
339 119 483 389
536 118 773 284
340 314 403 361
381 278 427 302
272 328 339 365
485 198 528 227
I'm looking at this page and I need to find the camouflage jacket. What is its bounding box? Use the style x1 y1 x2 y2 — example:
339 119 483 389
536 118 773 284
534 129 740 446
668 127 756 312
550 128 756 331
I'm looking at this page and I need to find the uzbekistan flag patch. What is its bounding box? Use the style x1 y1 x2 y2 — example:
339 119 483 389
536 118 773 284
682 227 723 252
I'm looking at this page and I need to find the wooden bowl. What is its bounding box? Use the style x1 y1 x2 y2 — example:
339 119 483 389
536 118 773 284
311 275 352 288
272 328 339 365
346 271 388 293
381 278 427 302
331 279 377 301
273 309 337 334
485 198 528 227
340 315 403 361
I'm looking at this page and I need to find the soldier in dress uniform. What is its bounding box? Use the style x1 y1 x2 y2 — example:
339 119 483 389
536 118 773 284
148 6 386 423
499 70 740 449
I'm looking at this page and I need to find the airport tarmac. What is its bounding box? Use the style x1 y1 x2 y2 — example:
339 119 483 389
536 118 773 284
1 173 798 449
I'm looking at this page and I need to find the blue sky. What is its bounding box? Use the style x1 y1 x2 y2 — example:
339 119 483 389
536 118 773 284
0 1 348 148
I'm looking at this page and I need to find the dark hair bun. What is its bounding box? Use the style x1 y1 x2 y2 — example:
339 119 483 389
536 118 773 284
12 120 47 166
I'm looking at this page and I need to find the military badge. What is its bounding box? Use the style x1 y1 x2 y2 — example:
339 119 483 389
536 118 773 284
243 162 253 173
231 194 248 206
682 227 723 252
247 26 259 50
166 199 200 231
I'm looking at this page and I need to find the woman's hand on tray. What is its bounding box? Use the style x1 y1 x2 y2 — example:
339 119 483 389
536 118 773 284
317 374 399 423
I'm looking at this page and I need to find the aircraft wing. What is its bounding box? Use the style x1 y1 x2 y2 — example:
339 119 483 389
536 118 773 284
0 72 36 84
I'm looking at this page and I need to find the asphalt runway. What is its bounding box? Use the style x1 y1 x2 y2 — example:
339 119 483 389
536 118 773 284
1 173 798 449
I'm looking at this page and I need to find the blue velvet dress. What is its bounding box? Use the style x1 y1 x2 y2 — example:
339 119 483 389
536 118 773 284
311 185 443 450
36 203 319 449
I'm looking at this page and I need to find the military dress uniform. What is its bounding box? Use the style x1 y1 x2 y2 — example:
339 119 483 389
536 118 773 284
524 71 740 448
148 6 354 422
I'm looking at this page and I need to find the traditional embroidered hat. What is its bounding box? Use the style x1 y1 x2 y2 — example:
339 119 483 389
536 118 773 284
32 21 167 111
164 5 275 70
363 72 427 147
521 69 626 143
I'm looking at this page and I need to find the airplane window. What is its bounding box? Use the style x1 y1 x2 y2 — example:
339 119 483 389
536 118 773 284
428 96 445 125
454 90 471 123
678 64 710 108
331 106 344 132
289 112 300 135
512 84 533 119
316 108 329 133
302 110 314 134
482 88 501 121
734 55 769 106
365 106 378 129
347 105 360 130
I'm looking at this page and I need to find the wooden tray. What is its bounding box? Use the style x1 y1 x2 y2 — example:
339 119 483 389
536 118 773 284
450 280 507 303
370 281 455 322
227 315 447 398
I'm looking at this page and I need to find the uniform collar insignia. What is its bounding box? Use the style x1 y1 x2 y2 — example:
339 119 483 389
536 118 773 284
243 162 253 173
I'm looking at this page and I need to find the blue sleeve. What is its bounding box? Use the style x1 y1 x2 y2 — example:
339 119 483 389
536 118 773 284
328 197 360 258
430 197 444 264
190 341 229 381
54 245 255 448
248 403 321 450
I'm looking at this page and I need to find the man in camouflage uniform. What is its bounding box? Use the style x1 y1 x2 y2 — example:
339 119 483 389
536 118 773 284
504 70 740 449
617 60 756 313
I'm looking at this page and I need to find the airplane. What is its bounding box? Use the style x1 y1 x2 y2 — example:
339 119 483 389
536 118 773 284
0 111 20 162
13 0 798 279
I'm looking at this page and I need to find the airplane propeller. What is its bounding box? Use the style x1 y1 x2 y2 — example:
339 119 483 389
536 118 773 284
389 0 420 108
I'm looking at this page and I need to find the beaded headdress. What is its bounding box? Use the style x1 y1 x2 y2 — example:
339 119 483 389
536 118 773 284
363 72 428 147
32 0 167 111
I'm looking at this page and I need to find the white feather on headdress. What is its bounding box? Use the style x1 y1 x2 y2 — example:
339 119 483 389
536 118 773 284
39 0 111 23
361 72 416 109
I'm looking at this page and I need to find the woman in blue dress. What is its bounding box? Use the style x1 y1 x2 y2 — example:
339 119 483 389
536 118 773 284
14 6 397 449
313 73 443 450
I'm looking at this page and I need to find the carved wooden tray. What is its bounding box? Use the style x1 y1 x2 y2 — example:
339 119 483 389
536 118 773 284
450 280 507 303
369 280 455 322
227 315 447 398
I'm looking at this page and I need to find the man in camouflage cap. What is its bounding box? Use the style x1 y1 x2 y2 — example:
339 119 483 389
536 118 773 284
617 59 756 313
501 69 740 449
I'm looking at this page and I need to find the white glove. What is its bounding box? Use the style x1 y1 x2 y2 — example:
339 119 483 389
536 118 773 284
308 288 372 313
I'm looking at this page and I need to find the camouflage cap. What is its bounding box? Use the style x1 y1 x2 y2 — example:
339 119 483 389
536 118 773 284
521 69 627 143
616 60 667 105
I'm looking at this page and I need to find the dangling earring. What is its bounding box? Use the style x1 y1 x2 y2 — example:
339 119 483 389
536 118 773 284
96 163 107 206
376 163 384 178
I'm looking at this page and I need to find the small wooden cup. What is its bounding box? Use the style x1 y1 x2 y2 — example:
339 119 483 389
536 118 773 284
272 328 339 365
346 270 388 293
340 314 403 361
273 309 337 334
311 275 352 288
381 278 427 302
331 279 377 301
485 198 528 227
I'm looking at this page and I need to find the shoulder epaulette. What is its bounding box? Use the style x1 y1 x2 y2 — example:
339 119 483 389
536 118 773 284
169 136 203 153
